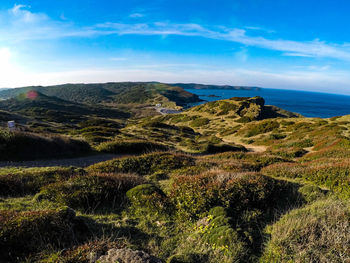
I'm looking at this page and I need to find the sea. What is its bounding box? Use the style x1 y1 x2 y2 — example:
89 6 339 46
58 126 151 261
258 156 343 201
185 88 350 118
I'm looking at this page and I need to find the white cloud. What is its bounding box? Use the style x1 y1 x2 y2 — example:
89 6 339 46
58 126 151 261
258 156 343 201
90 22 350 61
283 52 314 57
109 57 128 61
3 5 350 62
3 4 350 94
129 13 145 18
245 26 275 34
9 4 48 23
10 4 26 14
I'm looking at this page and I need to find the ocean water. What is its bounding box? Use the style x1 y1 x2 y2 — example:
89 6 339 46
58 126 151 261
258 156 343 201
185 88 350 118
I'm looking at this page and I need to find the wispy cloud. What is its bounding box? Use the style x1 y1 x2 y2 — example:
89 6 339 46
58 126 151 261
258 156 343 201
129 13 145 18
9 4 48 23
245 26 275 34
109 57 128 61
283 52 314 57
92 22 350 61
2 4 350 62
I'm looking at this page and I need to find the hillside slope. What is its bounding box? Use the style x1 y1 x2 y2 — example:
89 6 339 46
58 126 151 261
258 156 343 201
0 93 349 263
0 82 201 107
0 91 129 123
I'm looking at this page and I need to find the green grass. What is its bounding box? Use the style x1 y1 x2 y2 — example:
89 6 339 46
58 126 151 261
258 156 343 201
87 152 195 176
96 139 169 154
0 207 89 261
261 198 350 263
0 166 82 197
0 129 91 161
36 173 145 211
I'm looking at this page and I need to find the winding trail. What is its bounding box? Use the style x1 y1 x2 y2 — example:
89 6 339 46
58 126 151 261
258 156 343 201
0 154 121 168
241 143 267 153
222 137 267 153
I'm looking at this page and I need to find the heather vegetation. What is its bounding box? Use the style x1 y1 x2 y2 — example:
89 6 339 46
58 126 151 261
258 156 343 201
0 85 349 262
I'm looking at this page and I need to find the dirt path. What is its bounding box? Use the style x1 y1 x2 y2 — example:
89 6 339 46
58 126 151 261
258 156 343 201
239 143 267 153
155 107 182 115
222 137 267 153
0 154 121 168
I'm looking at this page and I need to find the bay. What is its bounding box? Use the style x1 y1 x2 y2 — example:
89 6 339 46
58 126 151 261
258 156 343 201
185 88 350 118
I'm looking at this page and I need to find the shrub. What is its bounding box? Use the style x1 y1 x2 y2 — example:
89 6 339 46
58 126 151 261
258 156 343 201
172 206 247 263
0 130 91 161
126 184 171 215
270 147 307 158
298 185 327 203
269 133 286 140
236 116 254 123
170 171 278 220
0 167 83 197
207 152 288 170
96 140 168 154
203 143 247 154
239 120 280 137
0 207 88 261
190 118 210 127
87 152 195 176
329 116 341 121
36 173 145 211
261 198 350 263
262 162 350 198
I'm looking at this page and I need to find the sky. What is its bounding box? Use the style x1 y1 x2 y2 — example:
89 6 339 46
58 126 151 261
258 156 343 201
1 0 350 94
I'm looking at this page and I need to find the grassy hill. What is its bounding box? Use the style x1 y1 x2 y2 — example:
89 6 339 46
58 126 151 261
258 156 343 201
0 93 349 263
0 82 201 107
0 91 129 123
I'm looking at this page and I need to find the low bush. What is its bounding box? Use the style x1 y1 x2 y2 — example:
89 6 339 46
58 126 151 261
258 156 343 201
270 147 307 158
171 206 247 263
170 171 278 220
239 120 280 137
261 198 350 263
262 162 350 198
203 143 247 154
0 207 88 261
190 118 210 127
36 173 145 211
207 152 288 170
87 152 195 176
96 140 168 154
126 184 171 216
0 167 83 197
269 133 286 140
0 130 91 161
298 185 327 203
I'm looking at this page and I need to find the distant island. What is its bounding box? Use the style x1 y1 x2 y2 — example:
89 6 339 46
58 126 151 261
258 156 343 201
169 83 261 91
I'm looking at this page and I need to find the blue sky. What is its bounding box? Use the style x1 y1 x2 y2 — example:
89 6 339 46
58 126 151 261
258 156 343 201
1 0 350 94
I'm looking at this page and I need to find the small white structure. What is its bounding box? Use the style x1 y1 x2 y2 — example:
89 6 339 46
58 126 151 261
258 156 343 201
8 121 16 131
156 103 162 108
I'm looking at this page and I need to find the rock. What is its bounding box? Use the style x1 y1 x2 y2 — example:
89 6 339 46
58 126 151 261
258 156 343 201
97 248 163 263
